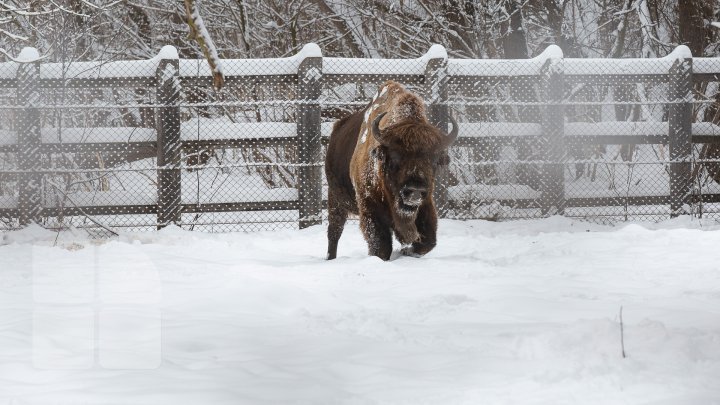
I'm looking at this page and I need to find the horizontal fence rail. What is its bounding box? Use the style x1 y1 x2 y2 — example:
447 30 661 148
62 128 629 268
2 43 720 233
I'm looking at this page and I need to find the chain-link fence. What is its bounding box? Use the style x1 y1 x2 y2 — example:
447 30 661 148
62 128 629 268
2 44 720 234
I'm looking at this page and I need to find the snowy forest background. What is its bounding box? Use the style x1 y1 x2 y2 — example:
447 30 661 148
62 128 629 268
1 0 718 64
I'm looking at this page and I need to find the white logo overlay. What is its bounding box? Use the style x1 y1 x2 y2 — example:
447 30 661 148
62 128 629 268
32 242 162 370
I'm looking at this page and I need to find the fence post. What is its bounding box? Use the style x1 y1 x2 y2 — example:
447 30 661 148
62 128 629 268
156 47 182 229
424 45 450 216
668 50 693 218
296 44 323 229
540 58 565 215
17 48 42 226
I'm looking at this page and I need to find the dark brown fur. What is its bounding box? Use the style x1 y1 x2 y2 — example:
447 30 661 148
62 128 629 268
325 81 456 260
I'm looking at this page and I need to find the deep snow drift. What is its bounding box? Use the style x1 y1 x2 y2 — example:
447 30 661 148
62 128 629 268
1 217 719 404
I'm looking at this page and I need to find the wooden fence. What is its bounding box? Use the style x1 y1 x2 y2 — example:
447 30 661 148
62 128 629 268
2 43 720 231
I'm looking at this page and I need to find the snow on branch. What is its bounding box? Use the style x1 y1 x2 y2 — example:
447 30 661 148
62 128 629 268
0 46 46 63
184 0 224 90
0 27 28 41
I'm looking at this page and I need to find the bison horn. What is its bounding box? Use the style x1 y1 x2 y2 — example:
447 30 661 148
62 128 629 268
372 112 388 145
443 113 459 148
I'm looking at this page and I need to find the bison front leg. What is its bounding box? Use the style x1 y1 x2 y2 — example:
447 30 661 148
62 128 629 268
359 208 393 261
402 202 437 257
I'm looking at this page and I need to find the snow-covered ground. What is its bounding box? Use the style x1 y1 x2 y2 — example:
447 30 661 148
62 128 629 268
1 217 719 404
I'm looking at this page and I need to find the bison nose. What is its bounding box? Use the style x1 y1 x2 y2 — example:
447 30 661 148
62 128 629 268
401 186 427 206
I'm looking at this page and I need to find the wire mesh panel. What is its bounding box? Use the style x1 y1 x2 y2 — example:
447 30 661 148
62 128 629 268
2 44 720 234
444 50 553 220
177 55 305 232
562 56 680 222
0 55 161 235
692 57 720 219
0 64 18 230
442 47 720 223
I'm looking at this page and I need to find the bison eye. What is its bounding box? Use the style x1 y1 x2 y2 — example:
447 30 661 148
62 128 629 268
385 151 401 172
389 150 401 163
386 159 399 173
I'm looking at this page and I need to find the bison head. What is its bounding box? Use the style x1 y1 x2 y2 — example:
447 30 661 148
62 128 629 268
371 111 458 217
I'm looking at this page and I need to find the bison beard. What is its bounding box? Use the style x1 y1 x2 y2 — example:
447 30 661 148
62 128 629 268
325 81 457 261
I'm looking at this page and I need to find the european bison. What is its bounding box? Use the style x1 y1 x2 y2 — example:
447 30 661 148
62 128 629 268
325 81 458 260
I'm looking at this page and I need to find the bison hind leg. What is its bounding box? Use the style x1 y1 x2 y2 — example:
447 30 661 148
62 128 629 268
326 195 348 260
326 210 347 260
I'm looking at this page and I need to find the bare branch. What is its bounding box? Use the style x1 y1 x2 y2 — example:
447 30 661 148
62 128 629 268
184 0 225 90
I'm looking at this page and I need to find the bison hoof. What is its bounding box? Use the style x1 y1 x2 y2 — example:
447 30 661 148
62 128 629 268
401 246 422 258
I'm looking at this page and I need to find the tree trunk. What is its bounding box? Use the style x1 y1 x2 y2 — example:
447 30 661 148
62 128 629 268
678 0 713 56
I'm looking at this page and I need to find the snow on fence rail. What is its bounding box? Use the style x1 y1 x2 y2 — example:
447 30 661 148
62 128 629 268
2 43 720 232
